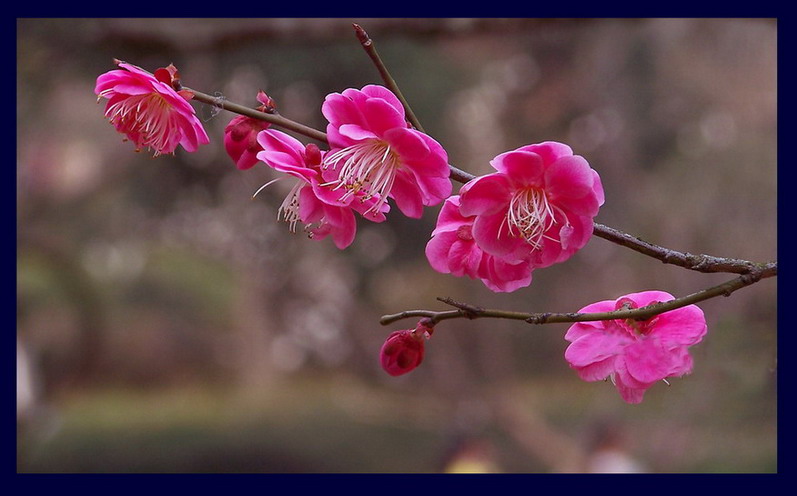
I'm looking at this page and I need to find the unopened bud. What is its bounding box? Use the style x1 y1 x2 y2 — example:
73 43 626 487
379 320 435 376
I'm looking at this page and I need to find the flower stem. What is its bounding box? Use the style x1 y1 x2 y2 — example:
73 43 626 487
187 88 328 144
379 265 777 326
352 23 476 185
592 223 776 274
188 86 774 277
353 23 425 133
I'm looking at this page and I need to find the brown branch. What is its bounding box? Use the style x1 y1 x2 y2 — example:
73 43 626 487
591 223 774 275
379 265 776 327
186 87 328 144
187 85 775 278
352 23 476 186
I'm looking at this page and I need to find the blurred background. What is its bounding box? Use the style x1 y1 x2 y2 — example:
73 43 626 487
17 18 777 473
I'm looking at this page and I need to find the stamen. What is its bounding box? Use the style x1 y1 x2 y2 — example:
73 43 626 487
104 93 173 156
277 181 305 233
252 177 283 199
500 187 570 250
321 139 399 214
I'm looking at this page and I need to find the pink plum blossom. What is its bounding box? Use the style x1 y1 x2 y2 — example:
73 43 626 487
380 320 434 376
320 85 452 218
459 141 604 268
426 195 533 292
256 129 387 249
564 291 708 404
224 90 275 170
95 60 210 156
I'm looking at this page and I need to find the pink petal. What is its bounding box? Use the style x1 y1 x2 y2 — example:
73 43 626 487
383 127 430 162
614 373 648 404
621 290 676 309
390 171 424 218
489 150 545 187
517 141 574 165
337 124 378 141
591 169 606 206
401 133 450 180
425 231 460 274
447 239 483 277
361 84 405 115
322 93 366 131
116 62 156 79
363 97 408 136
298 185 324 223
564 331 630 368
564 316 612 342
257 129 304 155
572 356 616 382
471 210 517 259
458 174 512 217
651 305 708 347
544 155 595 201
557 212 594 255
478 256 533 293
324 205 357 249
623 339 675 384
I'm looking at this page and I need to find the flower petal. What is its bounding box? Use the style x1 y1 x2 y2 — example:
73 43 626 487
458 174 512 217
361 84 405 114
337 124 378 141
363 97 408 136
384 127 431 162
572 356 616 382
390 170 424 218
623 339 676 384
425 231 461 274
489 150 545 187
517 141 573 165
651 305 708 347
565 331 630 368
545 155 596 201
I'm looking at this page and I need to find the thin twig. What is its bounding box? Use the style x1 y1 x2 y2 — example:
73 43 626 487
352 23 425 133
352 23 476 185
379 264 776 326
187 87 774 277
187 88 328 144
592 223 776 275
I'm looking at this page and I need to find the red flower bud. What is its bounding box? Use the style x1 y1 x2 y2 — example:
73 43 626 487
380 320 434 376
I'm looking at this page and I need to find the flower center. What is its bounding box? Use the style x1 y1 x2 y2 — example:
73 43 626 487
615 299 658 337
502 187 566 250
456 224 473 241
102 91 174 155
321 139 400 214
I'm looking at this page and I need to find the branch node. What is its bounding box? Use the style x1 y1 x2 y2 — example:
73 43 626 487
352 23 372 47
526 313 551 325
437 297 482 319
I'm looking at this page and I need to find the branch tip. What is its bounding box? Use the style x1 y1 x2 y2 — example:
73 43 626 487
352 23 371 46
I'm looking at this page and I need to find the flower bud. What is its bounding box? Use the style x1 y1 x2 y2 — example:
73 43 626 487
379 320 434 376
223 91 275 170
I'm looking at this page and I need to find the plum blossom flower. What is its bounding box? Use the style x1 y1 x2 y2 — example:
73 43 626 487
94 60 209 156
256 129 387 249
224 90 275 170
564 291 708 404
320 85 452 218
459 141 604 268
426 195 533 292
380 320 435 376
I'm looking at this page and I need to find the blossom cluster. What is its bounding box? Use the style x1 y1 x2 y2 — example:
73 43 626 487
95 61 709 403
427 142 604 292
